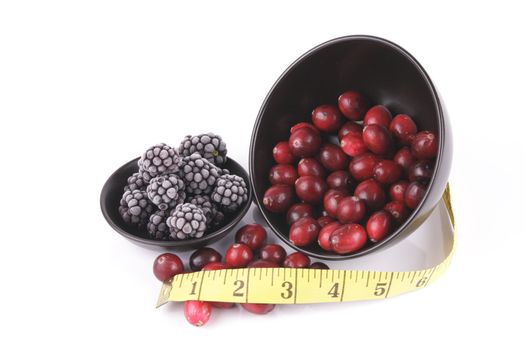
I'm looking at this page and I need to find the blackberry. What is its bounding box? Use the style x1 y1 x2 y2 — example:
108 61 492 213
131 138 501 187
211 174 249 213
118 189 154 227
124 172 147 192
146 174 186 211
187 195 225 228
167 203 207 240
179 133 227 165
138 143 181 181
179 153 223 195
147 210 170 240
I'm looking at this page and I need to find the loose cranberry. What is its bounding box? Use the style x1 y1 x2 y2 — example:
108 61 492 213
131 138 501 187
338 121 363 140
366 210 393 242
295 176 327 204
184 301 212 327
319 144 349 171
235 224 267 251
189 247 222 271
340 134 367 157
323 189 346 217
317 215 336 227
354 179 386 210
336 196 366 224
362 124 393 155
241 303 275 315
202 262 234 309
289 127 321 157
349 153 380 181
317 221 341 251
290 122 318 134
411 131 438 160
310 262 330 269
311 105 343 132
326 170 354 194
153 253 184 281
330 224 368 254
393 146 415 175
390 114 417 144
289 217 320 247
338 91 369 120
408 160 434 184
405 181 427 209
384 200 410 224
297 158 326 178
248 259 280 268
283 252 311 268
364 105 392 128
389 180 409 202
287 203 316 225
269 164 298 186
273 141 295 164
225 243 254 268
259 244 287 265
373 160 402 184
263 184 294 213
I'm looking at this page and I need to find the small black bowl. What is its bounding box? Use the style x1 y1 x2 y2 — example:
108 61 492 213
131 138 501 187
100 157 252 250
250 35 452 260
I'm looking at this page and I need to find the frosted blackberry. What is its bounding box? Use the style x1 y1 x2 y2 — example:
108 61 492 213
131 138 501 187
187 195 225 228
138 143 181 181
179 153 223 195
147 210 170 240
124 172 147 192
167 203 207 240
179 133 227 165
118 189 154 227
211 174 248 213
146 174 186 211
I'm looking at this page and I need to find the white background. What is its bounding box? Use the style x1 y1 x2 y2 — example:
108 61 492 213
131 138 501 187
1 1 524 349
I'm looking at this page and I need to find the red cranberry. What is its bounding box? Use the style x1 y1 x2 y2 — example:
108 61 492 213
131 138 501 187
202 262 234 309
241 303 275 315
248 259 280 268
318 221 341 251
310 262 330 269
405 181 427 209
287 203 316 225
263 184 294 213
319 144 349 171
184 301 212 327
366 210 393 242
289 127 321 157
269 164 298 186
390 114 417 144
336 196 366 224
290 122 318 134
340 134 368 157
326 170 354 194
364 105 392 128
283 252 311 268
338 121 363 140
189 247 222 271
289 217 320 247
338 91 369 120
389 180 409 202
298 158 326 178
235 224 267 251
354 179 386 210
393 146 415 175
373 160 402 184
295 176 327 204
317 215 336 227
153 253 184 281
411 131 438 160
225 243 254 268
330 224 368 254
323 189 346 217
273 141 295 164
260 244 287 265
408 160 434 184
384 200 410 224
311 105 343 132
362 124 393 155
349 153 380 181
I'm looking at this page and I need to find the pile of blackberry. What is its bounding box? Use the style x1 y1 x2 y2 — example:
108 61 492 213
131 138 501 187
117 134 249 241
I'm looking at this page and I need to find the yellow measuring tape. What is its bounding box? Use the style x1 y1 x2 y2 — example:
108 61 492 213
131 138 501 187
157 184 455 307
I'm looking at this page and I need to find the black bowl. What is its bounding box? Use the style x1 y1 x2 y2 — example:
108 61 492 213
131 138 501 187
100 157 252 250
250 35 452 260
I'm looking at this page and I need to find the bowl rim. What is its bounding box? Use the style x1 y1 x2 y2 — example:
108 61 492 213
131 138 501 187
249 34 445 260
100 156 253 247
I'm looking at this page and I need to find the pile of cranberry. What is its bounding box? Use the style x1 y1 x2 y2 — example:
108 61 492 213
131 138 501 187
263 90 438 255
153 223 328 326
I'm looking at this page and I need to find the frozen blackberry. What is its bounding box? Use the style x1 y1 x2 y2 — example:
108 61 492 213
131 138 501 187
211 174 248 213
167 203 207 240
147 210 170 240
146 174 186 211
179 153 223 195
124 172 147 192
179 133 227 166
187 195 225 228
118 189 154 227
138 143 181 181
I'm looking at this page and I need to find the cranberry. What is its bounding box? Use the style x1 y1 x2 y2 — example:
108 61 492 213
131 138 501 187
189 247 222 271
153 253 184 281
390 114 417 144
289 127 321 157
393 146 415 175
273 141 295 164
287 203 316 225
311 105 343 132
336 196 366 224
330 224 368 254
411 131 438 160
373 160 402 184
362 124 393 155
235 224 267 251
263 184 294 213
326 170 354 194
364 105 392 128
225 243 254 268
349 153 380 181
248 259 280 268
366 210 393 242
289 217 320 247
295 176 327 204
338 121 363 140
340 134 367 157
259 244 287 265
269 164 298 186
310 262 330 269
241 303 275 315
323 189 346 217
202 262 234 309
405 181 427 209
283 252 311 268
354 179 386 210
290 122 318 134
384 200 410 224
317 221 341 251
319 144 349 171
338 90 369 120
297 158 326 178
408 160 434 184
184 301 212 327
389 180 409 202
317 215 336 227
